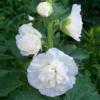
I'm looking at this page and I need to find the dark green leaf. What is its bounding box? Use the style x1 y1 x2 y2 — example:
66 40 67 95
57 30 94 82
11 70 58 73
0 45 8 52
0 53 14 60
7 89 61 100
71 49 90 60
62 0 69 8
0 70 10 77
5 39 22 59
61 44 77 54
64 75 100 100
0 71 22 97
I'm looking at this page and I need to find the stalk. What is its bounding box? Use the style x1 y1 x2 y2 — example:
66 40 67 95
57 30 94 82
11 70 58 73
47 22 53 49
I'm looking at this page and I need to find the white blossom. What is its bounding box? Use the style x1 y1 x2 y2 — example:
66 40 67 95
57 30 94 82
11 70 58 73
61 4 83 41
37 2 53 17
16 23 42 56
27 48 78 97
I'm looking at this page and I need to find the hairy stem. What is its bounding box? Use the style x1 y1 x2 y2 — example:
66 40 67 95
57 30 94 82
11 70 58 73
47 22 53 49
47 0 53 4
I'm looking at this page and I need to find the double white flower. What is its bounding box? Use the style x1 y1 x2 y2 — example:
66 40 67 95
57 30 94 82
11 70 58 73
16 23 42 56
61 4 83 41
27 48 78 97
37 2 53 17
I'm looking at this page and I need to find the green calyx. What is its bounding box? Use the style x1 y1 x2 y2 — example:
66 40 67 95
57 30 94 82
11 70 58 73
60 17 71 35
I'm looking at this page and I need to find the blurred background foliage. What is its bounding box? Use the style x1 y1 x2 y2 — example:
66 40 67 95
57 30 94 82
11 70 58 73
0 0 100 100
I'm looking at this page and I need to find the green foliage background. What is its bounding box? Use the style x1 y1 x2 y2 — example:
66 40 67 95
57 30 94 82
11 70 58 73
0 0 100 100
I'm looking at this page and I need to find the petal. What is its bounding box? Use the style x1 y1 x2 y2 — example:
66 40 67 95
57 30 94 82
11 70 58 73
39 86 64 97
71 4 81 16
27 70 41 89
47 48 65 58
18 23 42 38
30 53 53 67
20 51 29 56
61 55 78 75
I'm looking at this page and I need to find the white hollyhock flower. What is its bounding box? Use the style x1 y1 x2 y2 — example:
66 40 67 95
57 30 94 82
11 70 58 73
27 48 78 97
16 23 42 56
61 4 83 41
37 2 53 17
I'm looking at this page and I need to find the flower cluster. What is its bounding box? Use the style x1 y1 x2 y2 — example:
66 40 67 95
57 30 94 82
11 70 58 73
15 1 83 97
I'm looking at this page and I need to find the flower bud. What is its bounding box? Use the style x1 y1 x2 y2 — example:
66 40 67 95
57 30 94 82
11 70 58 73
37 2 53 17
28 15 35 21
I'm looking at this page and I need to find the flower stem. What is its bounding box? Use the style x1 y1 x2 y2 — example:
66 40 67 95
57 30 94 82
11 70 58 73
47 22 53 49
47 0 53 4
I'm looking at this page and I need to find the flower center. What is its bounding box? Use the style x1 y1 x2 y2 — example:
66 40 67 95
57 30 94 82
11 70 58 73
38 59 68 88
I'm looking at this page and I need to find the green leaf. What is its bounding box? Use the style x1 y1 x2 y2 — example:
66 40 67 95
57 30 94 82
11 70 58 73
61 44 77 54
0 70 10 77
0 71 22 97
64 75 100 100
7 89 61 100
53 2 69 19
62 0 69 8
0 45 8 52
5 39 22 59
0 53 14 60
0 34 6 42
71 49 90 60
29 0 41 13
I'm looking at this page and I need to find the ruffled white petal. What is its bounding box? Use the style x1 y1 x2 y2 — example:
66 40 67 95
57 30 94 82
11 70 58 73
18 23 41 38
27 48 78 97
